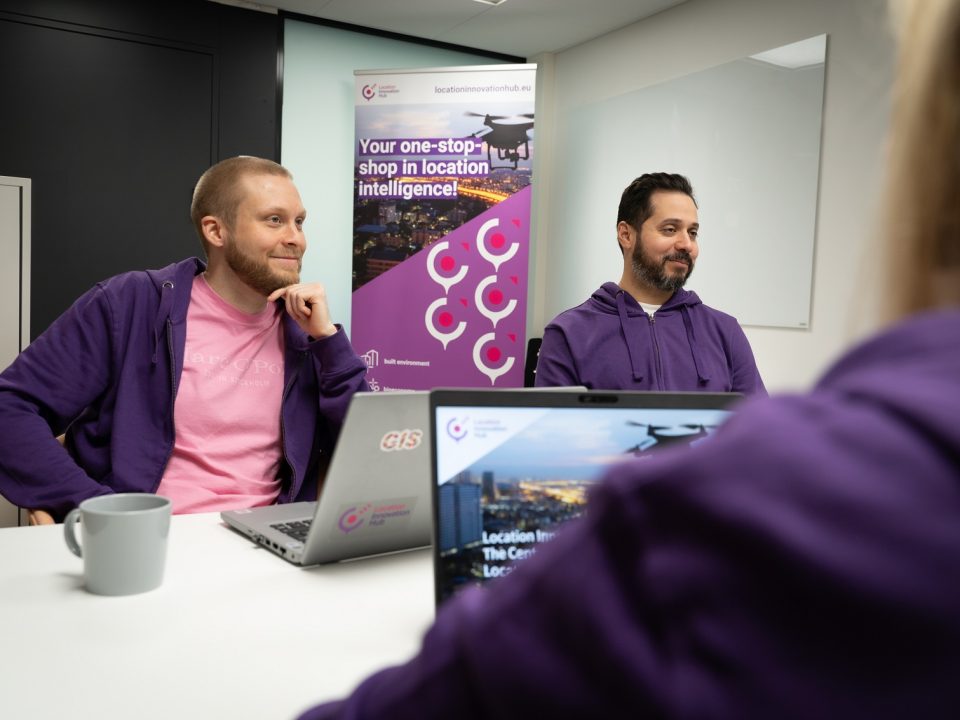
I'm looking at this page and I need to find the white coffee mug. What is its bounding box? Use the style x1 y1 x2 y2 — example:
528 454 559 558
63 493 172 596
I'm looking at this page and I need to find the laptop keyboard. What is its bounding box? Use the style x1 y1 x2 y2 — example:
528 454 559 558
270 519 312 542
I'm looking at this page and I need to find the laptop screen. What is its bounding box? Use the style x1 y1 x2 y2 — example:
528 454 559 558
430 389 740 605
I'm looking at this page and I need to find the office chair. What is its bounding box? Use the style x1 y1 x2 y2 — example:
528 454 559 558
523 337 542 387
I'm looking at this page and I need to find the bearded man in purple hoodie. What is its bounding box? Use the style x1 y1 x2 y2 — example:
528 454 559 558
535 173 766 395
297 0 960 717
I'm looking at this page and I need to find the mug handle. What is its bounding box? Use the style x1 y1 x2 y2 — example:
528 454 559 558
63 508 83 558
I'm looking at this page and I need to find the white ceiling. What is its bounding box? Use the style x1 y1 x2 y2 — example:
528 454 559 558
213 0 690 58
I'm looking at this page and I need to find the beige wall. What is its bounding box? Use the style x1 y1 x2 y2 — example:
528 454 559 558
529 0 895 391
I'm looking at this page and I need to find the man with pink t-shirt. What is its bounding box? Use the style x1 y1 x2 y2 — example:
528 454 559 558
0 157 369 524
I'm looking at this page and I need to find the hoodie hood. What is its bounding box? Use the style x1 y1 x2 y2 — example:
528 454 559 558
589 281 702 316
589 282 710 384
816 308 960 450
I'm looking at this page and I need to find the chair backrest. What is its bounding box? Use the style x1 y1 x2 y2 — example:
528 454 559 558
523 337 542 387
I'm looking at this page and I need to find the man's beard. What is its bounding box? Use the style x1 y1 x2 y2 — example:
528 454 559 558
224 239 301 297
631 241 694 293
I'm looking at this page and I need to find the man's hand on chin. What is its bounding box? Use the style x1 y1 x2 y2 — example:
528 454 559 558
267 283 338 339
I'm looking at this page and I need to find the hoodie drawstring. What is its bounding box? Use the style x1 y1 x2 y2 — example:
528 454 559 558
616 291 645 382
680 305 710 385
152 281 175 364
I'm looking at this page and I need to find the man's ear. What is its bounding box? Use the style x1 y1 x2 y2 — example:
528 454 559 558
617 221 635 254
200 215 227 249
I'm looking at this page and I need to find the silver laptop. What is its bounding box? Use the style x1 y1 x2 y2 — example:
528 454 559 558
222 391 431 565
430 389 742 604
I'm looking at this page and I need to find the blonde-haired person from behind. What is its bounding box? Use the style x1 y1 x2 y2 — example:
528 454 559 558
297 1 960 718
884 0 960 317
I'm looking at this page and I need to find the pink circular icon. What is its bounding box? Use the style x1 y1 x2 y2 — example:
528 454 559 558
491 232 506 249
489 289 504 305
440 256 455 272
438 311 454 328
486 347 502 363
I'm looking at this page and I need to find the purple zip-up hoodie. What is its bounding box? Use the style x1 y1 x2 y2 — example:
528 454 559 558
0 258 368 521
536 282 766 395
300 308 960 719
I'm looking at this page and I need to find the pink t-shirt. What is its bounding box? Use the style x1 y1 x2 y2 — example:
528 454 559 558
157 275 285 514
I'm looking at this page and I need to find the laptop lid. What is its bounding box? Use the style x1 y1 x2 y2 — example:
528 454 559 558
221 390 431 565
430 389 741 605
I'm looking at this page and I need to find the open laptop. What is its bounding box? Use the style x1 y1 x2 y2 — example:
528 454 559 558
221 391 431 565
430 389 742 605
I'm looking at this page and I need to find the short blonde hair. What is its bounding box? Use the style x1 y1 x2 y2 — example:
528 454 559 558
883 0 960 319
190 156 292 247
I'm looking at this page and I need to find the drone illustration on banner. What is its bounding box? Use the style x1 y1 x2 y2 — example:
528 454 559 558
466 112 534 170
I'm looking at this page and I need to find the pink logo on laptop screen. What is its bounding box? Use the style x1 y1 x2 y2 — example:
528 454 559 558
446 417 469 442
338 503 372 533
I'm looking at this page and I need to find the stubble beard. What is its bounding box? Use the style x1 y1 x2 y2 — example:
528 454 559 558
224 239 301 297
631 241 694 294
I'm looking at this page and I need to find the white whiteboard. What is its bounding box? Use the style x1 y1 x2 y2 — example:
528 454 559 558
552 36 826 328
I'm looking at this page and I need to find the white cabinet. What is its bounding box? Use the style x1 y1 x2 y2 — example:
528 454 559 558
0 176 31 527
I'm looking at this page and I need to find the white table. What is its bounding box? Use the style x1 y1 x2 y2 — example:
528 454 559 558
0 513 434 719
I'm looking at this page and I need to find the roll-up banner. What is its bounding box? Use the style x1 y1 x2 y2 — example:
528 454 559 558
352 64 536 391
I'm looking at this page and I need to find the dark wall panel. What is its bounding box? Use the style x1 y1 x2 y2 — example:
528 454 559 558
217 6 280 160
0 19 215 327
0 0 278 337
